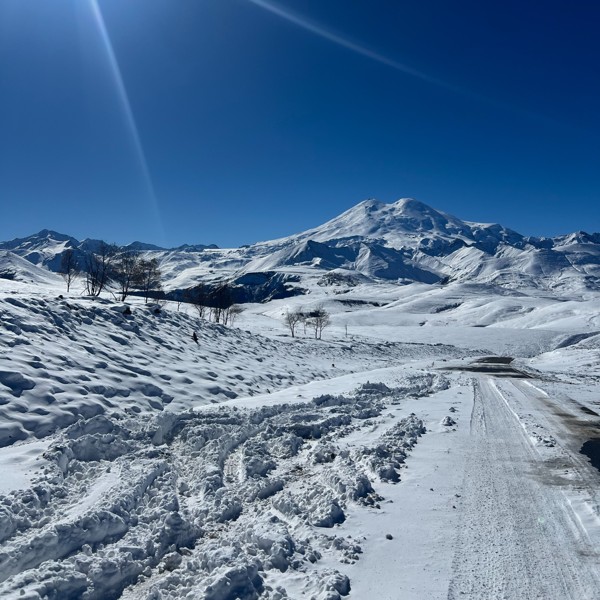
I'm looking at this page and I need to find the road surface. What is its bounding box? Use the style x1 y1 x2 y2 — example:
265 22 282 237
447 377 600 599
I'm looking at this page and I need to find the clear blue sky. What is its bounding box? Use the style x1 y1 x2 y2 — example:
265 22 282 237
1 0 598 247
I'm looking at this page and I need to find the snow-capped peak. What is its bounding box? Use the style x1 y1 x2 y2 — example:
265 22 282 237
393 197 436 214
267 198 474 247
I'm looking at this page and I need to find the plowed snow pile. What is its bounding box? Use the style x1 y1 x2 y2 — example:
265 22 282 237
0 376 446 599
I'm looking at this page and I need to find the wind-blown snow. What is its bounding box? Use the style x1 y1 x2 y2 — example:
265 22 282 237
0 291 468 448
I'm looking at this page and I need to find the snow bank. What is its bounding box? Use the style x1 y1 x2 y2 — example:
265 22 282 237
0 375 442 598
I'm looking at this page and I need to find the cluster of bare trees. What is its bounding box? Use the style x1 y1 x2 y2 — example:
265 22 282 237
114 251 162 303
59 244 246 327
60 244 163 302
83 243 115 297
186 283 244 326
285 305 330 339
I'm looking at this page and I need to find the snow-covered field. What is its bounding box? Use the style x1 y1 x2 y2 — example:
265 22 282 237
1 266 600 598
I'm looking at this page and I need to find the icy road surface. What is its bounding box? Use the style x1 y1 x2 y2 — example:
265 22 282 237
448 378 600 599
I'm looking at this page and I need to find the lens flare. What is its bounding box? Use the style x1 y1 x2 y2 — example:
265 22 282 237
247 0 566 130
88 0 165 245
247 0 462 93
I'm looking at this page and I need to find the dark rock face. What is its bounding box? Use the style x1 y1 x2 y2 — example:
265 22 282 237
228 272 305 303
165 272 305 305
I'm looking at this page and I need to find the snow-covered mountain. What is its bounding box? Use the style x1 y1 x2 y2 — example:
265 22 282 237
0 251 63 287
2 198 599 295
243 198 599 292
258 198 524 248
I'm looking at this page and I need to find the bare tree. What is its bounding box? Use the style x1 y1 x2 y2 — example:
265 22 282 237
113 249 143 302
185 282 239 324
187 284 209 319
284 308 303 338
226 304 244 327
308 305 330 340
84 242 116 297
60 248 79 293
138 257 162 303
209 284 233 324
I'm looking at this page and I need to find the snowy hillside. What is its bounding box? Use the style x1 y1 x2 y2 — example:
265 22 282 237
0 291 468 448
0 251 63 288
1 274 600 598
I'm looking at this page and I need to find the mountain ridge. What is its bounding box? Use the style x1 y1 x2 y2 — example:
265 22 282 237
2 198 598 254
1 198 599 294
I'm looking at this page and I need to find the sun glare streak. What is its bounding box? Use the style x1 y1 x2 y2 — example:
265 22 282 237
247 0 572 130
247 0 464 94
88 0 166 245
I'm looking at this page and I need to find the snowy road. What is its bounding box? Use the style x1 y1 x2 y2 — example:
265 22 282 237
448 377 600 600
1 368 600 599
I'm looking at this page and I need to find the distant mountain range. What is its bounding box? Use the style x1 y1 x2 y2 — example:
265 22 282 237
2 199 599 297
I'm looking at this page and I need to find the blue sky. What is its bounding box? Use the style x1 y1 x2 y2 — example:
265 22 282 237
0 0 598 247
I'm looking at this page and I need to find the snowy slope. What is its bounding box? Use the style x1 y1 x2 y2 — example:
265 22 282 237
0 251 63 287
0 288 471 448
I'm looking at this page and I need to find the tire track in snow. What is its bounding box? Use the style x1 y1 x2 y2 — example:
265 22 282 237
447 377 600 599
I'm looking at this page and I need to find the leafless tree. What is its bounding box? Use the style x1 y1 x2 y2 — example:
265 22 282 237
308 305 330 340
209 284 233 324
138 257 162 303
113 249 143 302
187 284 209 319
226 304 244 326
60 248 79 293
284 308 303 338
84 242 116 297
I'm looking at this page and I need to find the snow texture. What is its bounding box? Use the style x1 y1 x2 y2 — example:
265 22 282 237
0 377 437 599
